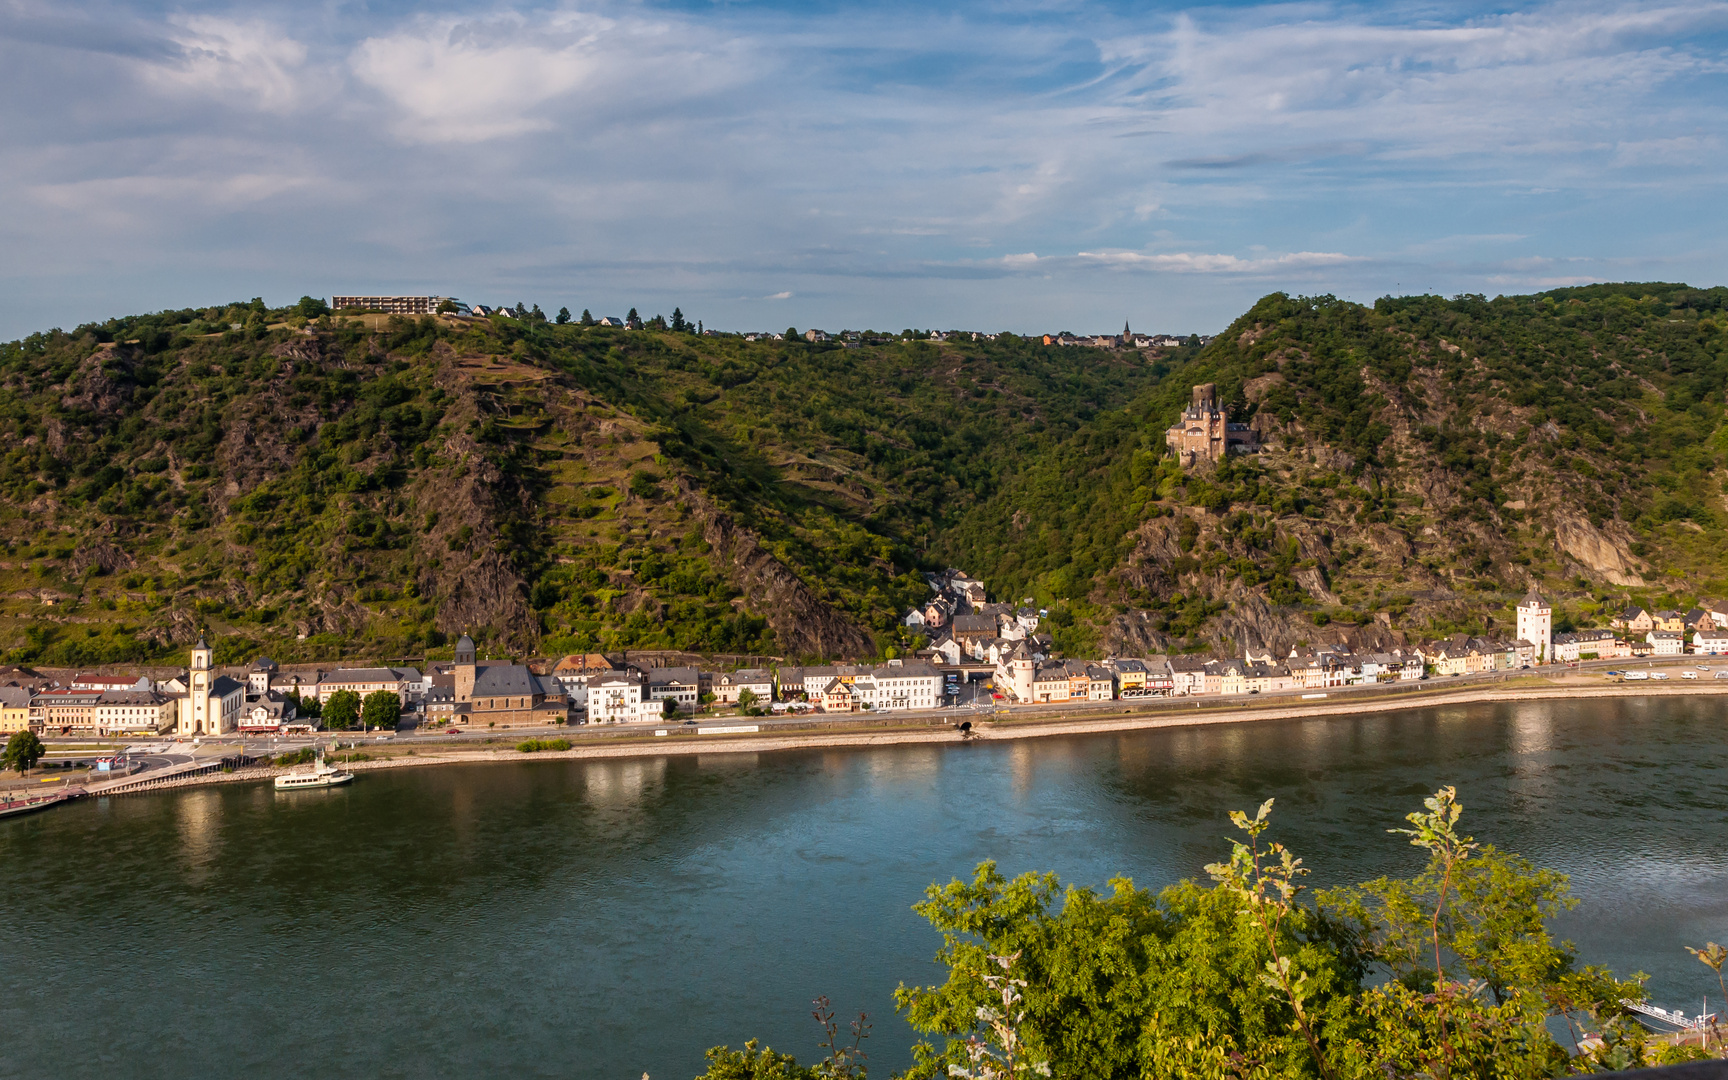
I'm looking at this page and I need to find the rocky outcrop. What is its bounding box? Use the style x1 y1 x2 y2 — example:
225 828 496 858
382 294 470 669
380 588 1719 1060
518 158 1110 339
432 550 537 647
1551 515 1646 586
68 542 134 576
680 481 876 659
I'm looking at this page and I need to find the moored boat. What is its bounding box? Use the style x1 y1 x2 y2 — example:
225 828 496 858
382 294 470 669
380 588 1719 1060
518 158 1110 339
273 753 354 791
0 788 78 820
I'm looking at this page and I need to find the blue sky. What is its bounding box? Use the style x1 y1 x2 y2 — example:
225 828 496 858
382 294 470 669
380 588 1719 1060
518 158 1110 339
2 0 1726 339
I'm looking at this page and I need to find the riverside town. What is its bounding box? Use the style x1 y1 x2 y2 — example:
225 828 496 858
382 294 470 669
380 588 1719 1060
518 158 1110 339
5 576 1726 744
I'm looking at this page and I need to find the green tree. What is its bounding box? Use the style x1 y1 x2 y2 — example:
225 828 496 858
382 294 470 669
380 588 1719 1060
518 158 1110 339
785 327 799 341
556 306 571 325
672 307 687 332
662 697 680 718
436 299 458 314
580 308 595 325
290 693 322 719
2 730 45 774
294 295 330 318
323 690 361 731
736 688 757 710
361 690 401 731
871 790 1665 1080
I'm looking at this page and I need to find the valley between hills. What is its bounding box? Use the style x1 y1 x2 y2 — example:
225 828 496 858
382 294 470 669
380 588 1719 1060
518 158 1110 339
1 282 1724 668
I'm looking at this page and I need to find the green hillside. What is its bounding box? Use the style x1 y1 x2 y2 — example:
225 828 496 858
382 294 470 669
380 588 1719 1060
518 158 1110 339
0 304 1169 666
939 284 1728 657
2 284 1723 667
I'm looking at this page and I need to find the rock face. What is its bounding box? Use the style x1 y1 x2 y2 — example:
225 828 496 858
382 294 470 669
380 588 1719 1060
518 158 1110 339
1552 515 1646 586
68 543 134 577
684 481 876 659
433 550 536 646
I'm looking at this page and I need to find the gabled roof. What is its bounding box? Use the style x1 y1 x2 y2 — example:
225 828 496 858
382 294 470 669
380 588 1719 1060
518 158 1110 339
211 675 246 696
471 664 544 697
647 666 700 687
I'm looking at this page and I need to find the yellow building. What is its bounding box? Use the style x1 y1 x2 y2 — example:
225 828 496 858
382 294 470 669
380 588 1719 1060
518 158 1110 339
0 686 32 733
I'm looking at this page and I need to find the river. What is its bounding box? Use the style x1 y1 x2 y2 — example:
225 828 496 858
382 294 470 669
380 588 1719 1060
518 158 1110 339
1 696 1725 1079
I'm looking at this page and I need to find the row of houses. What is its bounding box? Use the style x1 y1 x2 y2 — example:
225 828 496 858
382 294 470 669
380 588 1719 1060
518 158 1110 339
1609 605 1728 634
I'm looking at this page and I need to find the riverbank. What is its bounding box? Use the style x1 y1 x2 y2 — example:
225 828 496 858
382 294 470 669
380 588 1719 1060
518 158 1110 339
66 674 1728 795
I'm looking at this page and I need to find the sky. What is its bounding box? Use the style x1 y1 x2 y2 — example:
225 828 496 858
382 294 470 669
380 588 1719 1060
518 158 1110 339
2 0 1727 339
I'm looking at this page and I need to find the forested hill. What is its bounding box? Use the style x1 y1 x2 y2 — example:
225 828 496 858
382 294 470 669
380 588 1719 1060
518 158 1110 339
939 284 1728 658
0 303 1175 666
2 284 1724 668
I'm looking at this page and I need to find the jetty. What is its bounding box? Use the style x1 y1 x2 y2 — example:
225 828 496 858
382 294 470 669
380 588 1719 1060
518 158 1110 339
0 788 80 820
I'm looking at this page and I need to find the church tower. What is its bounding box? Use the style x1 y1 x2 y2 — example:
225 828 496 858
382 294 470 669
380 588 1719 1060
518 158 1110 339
454 633 478 701
180 634 214 736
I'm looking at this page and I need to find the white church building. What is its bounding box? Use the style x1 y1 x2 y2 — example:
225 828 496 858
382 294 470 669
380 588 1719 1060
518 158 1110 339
176 635 247 736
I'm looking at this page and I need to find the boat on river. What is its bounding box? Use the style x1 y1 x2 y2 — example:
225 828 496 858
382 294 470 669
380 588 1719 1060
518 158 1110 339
0 788 79 820
273 753 354 791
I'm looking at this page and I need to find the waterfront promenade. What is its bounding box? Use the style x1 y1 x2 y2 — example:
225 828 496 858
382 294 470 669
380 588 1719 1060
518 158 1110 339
18 663 1726 798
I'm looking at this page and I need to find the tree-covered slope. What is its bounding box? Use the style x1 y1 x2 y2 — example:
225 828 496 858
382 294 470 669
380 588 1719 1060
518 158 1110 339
6 283 1723 667
0 303 1169 665
941 285 1728 657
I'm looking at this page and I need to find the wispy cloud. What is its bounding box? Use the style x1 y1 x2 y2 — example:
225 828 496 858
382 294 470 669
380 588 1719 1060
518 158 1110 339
1 0 1726 339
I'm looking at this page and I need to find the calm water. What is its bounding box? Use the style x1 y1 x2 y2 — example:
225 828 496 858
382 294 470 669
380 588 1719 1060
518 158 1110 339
2 697 1726 1080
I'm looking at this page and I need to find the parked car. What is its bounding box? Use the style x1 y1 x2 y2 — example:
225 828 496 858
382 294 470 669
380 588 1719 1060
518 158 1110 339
1651 672 1669 680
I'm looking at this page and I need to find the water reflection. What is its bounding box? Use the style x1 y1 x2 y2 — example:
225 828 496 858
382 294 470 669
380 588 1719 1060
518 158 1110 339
583 757 667 808
174 787 222 880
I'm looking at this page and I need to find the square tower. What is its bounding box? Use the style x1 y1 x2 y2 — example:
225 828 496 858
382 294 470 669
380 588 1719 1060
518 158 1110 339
1516 588 1552 664
179 634 214 736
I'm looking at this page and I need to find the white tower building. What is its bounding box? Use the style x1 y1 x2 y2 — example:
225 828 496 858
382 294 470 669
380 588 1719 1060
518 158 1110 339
178 634 215 736
1516 588 1553 665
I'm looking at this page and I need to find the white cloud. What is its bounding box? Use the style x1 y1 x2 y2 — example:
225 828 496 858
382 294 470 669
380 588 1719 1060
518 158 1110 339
349 10 753 142
145 16 310 113
996 249 1363 274
1098 1 1728 169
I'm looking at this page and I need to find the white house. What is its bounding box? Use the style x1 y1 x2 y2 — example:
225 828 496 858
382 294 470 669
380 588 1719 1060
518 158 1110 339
847 660 942 712
1693 629 1728 656
646 667 701 714
1647 630 1686 656
587 673 654 723
714 669 774 705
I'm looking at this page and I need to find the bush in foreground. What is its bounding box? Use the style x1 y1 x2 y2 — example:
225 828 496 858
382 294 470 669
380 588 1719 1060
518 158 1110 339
697 789 1715 1079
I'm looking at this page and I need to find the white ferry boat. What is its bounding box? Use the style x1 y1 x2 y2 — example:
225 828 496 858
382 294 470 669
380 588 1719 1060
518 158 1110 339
273 753 354 791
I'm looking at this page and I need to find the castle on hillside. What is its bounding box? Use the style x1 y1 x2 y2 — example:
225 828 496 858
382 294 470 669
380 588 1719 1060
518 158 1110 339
1165 384 1260 466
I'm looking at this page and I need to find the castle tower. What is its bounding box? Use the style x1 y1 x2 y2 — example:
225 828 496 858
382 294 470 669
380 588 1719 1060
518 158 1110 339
180 634 214 736
1516 587 1552 665
1011 653 1035 703
454 633 478 701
